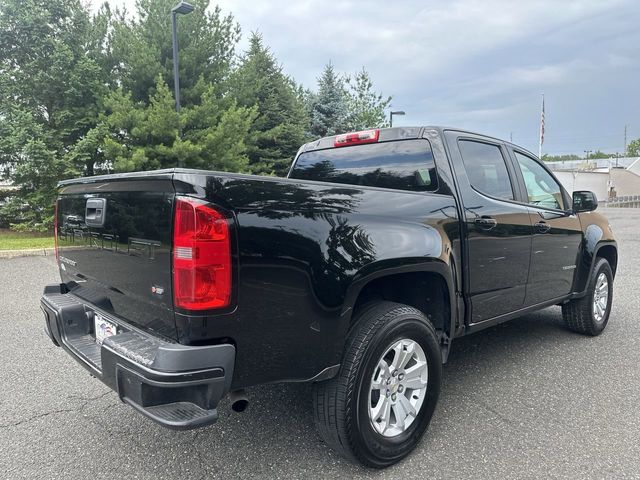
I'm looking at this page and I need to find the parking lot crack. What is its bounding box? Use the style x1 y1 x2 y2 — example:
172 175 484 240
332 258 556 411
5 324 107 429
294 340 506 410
1 391 114 429
73 390 113 404
0 407 77 429
193 430 212 480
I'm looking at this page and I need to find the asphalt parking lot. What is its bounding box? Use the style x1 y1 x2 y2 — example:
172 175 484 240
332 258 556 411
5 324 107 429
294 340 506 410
1 208 639 479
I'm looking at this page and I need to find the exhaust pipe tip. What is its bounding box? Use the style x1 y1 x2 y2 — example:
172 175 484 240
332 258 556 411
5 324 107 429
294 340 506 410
229 389 249 413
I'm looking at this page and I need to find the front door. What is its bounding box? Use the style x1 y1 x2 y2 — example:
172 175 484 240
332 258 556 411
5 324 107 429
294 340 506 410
509 150 583 305
445 132 533 324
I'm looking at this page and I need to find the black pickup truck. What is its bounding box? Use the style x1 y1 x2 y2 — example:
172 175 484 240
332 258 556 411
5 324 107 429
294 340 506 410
41 127 617 467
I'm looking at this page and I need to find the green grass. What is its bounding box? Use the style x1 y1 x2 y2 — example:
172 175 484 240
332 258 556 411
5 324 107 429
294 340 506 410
0 230 55 250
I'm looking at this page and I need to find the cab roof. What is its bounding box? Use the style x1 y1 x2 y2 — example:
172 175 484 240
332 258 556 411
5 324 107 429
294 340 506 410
299 126 537 159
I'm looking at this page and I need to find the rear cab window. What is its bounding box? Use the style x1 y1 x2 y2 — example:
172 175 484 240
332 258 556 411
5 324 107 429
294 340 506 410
289 139 438 192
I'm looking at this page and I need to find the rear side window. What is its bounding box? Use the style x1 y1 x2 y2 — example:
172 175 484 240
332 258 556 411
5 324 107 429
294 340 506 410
458 140 514 200
290 140 438 192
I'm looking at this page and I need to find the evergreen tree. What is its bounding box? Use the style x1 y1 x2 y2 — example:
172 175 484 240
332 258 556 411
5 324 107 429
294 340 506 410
0 0 394 230
89 1 253 173
310 63 350 138
230 33 309 176
109 0 240 104
98 76 256 172
298 84 317 137
345 68 391 130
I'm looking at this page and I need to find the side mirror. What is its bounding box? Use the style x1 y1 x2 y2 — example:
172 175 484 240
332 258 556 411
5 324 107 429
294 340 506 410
572 190 598 213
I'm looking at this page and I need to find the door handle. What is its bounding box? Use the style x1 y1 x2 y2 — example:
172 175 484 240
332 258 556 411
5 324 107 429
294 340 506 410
474 216 497 230
534 221 551 233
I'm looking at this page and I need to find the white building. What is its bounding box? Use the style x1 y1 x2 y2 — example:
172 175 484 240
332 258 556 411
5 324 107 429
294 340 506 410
548 157 640 202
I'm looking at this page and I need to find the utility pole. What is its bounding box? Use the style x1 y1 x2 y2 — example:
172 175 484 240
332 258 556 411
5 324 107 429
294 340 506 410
510 132 513 142
624 124 628 156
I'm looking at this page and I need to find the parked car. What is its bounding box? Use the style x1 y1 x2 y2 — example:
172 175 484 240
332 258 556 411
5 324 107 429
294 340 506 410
41 127 617 467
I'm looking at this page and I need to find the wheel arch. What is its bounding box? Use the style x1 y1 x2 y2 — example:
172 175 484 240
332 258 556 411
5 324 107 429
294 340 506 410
595 243 617 277
341 258 457 363
574 239 618 295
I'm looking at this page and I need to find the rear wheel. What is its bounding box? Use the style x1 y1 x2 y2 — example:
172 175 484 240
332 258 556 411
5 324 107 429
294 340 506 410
313 301 442 468
562 257 613 335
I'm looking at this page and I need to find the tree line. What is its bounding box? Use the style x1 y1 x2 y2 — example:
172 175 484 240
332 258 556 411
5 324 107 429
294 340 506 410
542 147 640 162
0 0 391 230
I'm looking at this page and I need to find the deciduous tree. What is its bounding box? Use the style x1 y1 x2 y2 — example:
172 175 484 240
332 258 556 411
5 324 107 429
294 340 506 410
345 68 391 131
0 0 108 229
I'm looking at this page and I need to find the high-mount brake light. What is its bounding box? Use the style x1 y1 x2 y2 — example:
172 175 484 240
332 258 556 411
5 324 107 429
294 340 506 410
172 197 231 310
334 129 380 147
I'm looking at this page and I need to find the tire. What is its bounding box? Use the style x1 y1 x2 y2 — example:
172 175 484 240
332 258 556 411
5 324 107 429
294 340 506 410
313 301 442 468
562 257 613 336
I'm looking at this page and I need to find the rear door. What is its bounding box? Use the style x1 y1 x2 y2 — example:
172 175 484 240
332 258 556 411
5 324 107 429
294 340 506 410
445 131 533 324
57 176 177 339
508 149 583 305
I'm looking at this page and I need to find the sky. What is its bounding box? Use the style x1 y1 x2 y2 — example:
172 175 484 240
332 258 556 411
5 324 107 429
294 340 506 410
99 0 640 156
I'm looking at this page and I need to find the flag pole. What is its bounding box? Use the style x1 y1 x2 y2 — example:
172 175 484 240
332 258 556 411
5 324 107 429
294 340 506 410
538 93 545 159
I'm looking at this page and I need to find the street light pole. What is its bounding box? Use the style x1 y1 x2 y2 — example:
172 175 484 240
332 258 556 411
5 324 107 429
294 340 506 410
171 2 194 113
171 13 180 113
389 110 406 128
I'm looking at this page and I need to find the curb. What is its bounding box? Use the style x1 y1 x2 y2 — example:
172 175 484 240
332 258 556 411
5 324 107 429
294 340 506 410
0 248 56 259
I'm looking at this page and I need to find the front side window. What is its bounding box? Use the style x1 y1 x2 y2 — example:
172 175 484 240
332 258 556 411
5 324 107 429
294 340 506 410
514 152 565 210
289 139 438 192
458 140 514 200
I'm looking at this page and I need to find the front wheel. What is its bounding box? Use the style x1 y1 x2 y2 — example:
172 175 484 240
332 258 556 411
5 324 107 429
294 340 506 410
313 301 442 468
562 257 613 335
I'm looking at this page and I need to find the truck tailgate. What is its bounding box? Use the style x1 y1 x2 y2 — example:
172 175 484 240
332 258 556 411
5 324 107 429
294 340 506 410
57 176 177 340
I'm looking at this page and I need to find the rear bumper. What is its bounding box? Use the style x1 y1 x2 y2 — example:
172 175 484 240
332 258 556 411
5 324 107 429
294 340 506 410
40 284 235 430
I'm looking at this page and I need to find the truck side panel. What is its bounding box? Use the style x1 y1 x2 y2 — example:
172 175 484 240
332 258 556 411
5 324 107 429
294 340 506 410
172 173 461 388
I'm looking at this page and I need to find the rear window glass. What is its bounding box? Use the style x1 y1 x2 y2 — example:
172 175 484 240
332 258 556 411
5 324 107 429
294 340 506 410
289 139 438 192
458 140 514 200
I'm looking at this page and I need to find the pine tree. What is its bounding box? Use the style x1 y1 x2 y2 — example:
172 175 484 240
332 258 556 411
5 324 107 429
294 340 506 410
98 76 255 173
0 0 395 231
230 33 309 176
310 63 350 138
109 0 240 104
90 1 253 174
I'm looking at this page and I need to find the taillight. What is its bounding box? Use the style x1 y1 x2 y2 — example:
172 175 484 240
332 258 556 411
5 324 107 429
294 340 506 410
172 197 232 310
334 129 380 147
53 200 59 263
